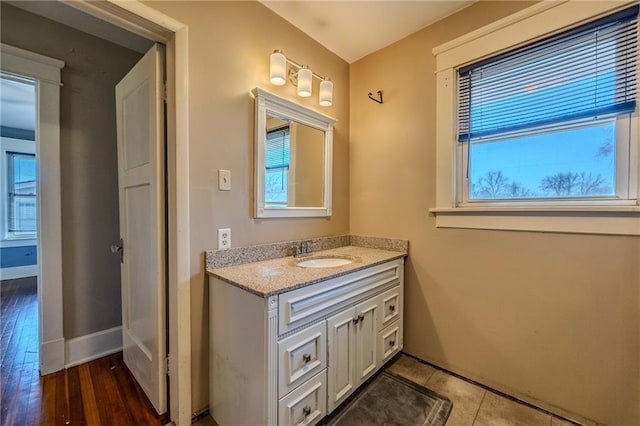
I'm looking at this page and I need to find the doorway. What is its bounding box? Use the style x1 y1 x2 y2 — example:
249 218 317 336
1 2 191 423
0 73 39 423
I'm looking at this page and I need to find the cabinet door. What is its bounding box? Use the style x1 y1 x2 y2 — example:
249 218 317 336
327 307 356 413
354 298 378 383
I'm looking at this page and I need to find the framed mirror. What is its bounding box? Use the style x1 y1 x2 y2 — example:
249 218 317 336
253 88 336 218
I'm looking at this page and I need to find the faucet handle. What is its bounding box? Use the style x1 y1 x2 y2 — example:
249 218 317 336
293 241 312 257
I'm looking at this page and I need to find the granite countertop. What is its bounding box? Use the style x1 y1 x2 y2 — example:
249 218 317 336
207 245 406 298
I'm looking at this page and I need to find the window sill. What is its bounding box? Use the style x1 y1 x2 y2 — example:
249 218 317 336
429 206 640 235
3 235 37 241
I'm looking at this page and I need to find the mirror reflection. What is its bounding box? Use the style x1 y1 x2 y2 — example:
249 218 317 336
253 87 334 218
265 114 325 208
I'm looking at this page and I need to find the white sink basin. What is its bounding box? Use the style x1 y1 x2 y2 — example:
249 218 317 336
296 257 353 268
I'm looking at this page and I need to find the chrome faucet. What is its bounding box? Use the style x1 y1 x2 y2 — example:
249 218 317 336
293 240 312 257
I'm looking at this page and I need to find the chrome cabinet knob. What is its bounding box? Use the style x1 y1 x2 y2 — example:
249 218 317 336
302 353 311 363
389 340 396 346
302 406 311 417
389 305 396 312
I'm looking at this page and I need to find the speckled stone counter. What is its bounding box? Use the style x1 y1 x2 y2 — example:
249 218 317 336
206 236 408 298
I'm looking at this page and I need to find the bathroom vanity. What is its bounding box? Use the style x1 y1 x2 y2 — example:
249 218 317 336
207 242 405 426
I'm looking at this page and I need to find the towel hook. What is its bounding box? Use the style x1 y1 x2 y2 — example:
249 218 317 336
368 90 383 104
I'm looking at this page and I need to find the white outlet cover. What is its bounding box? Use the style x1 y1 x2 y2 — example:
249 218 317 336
218 228 231 250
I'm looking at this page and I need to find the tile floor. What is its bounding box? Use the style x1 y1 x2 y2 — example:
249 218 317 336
386 354 578 426
194 353 580 426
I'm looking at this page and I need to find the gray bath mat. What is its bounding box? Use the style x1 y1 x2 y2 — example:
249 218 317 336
324 371 453 426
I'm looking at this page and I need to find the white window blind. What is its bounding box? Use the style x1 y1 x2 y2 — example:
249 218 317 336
265 126 290 170
458 5 638 142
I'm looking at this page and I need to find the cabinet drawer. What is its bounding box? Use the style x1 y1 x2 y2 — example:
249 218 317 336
279 259 403 334
278 370 326 426
377 286 401 330
378 321 402 365
278 322 327 398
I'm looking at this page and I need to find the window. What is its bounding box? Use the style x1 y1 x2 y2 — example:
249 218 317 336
458 6 637 203
6 152 37 239
432 1 640 235
265 126 290 206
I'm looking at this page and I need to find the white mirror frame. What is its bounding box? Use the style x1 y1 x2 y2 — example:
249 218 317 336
253 87 336 218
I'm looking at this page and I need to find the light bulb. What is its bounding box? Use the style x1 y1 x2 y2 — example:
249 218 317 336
297 66 312 97
270 50 286 86
319 79 333 106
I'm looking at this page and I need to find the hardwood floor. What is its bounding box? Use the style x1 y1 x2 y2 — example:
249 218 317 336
1 278 170 425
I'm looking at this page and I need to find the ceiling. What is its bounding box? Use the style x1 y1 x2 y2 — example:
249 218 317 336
6 1 476 65
5 0 153 54
1 0 478 129
260 1 475 63
1 76 36 131
1 1 155 133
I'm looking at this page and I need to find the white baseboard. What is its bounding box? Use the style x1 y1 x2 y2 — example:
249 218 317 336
1 265 38 280
65 326 123 368
41 337 65 375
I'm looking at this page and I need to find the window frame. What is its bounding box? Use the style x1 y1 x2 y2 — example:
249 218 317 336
457 115 632 205
431 0 640 235
1 137 37 241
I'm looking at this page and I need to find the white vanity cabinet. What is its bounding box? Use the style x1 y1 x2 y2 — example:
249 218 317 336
209 257 404 426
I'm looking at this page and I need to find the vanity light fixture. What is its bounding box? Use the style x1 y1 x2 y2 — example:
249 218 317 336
269 50 287 85
319 78 333 107
297 65 313 97
269 49 333 106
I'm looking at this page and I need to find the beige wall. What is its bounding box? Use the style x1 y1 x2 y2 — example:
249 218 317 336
350 2 639 425
145 1 350 412
1 4 142 338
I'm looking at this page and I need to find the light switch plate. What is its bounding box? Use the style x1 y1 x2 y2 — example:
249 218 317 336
218 169 231 191
218 228 231 250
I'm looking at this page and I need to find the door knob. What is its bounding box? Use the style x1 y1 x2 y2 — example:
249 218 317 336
111 238 124 264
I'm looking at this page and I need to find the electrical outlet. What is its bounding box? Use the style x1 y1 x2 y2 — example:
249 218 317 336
218 169 231 191
218 228 231 250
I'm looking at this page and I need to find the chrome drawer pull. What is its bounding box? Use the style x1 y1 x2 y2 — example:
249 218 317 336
302 406 312 417
389 305 396 312
302 353 311 363
389 340 396 346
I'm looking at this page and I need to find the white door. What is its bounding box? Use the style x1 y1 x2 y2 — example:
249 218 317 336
327 307 356 413
115 43 166 414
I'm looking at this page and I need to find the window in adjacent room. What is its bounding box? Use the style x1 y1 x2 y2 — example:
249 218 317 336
456 6 637 205
1 72 37 240
6 152 37 239
265 126 290 206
